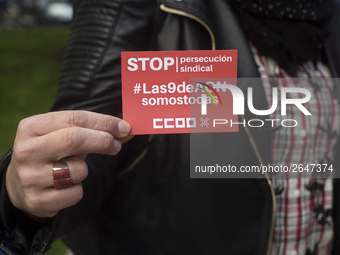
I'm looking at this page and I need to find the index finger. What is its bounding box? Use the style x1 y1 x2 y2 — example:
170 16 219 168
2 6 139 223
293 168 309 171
19 110 131 139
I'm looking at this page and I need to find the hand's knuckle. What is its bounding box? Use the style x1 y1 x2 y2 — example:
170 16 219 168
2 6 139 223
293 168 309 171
14 146 30 163
101 133 114 151
17 117 33 131
25 193 44 213
69 111 87 128
18 170 36 188
75 189 84 203
103 117 115 131
79 162 89 182
14 142 38 163
71 185 84 205
82 162 89 179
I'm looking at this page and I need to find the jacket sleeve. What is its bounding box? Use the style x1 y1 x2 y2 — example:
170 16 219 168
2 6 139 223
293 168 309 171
0 0 155 254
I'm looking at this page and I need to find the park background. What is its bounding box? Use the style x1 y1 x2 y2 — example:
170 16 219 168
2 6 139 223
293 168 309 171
0 1 72 254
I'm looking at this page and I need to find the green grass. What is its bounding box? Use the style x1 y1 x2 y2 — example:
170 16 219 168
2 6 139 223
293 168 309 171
0 27 70 255
0 27 69 156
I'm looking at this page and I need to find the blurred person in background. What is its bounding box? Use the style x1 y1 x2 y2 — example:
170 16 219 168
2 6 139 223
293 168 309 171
1 0 340 255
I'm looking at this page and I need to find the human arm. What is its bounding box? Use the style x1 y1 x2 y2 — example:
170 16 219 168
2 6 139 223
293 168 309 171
0 0 156 253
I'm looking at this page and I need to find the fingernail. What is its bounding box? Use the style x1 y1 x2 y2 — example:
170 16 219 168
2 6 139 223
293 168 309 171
113 139 122 154
118 120 131 134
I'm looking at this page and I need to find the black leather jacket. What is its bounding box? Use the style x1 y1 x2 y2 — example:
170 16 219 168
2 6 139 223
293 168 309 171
1 0 340 254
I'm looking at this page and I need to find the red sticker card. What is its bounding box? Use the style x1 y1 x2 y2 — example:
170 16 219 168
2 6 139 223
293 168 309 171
121 50 238 135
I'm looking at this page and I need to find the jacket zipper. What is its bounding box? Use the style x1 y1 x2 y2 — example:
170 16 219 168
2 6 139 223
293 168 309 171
160 4 216 50
160 4 275 254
